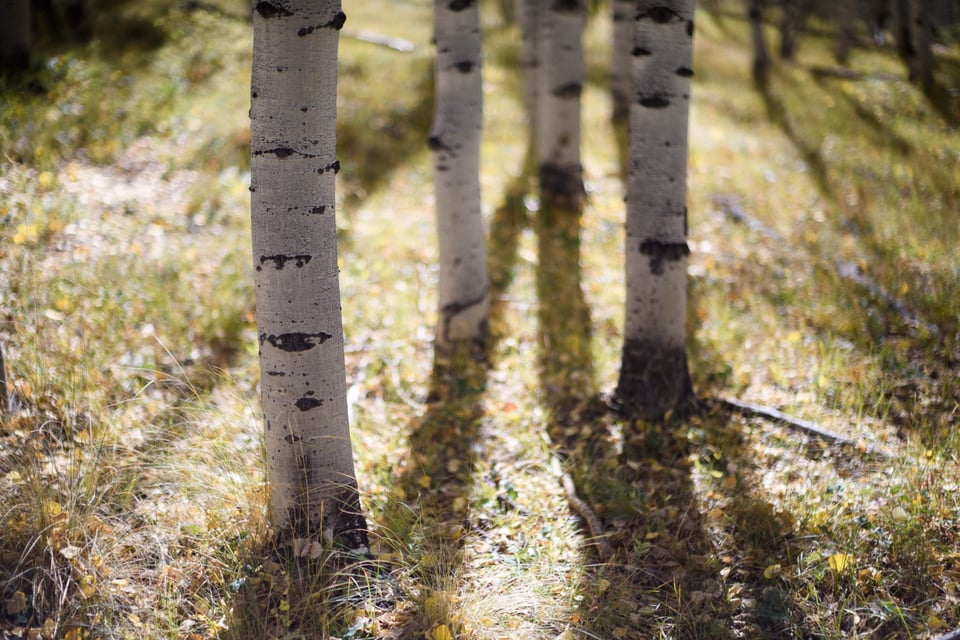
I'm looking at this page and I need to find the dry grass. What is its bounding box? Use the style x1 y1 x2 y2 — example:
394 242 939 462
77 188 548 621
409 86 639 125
1 0 958 638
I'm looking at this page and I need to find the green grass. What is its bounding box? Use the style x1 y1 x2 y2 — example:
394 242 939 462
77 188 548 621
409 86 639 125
1 0 959 638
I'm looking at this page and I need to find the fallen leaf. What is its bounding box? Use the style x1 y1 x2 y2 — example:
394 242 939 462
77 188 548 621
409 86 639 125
429 624 453 640
828 553 853 573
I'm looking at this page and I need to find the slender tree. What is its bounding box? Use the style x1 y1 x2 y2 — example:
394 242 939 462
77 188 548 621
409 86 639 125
611 0 635 121
250 0 367 555
519 0 542 147
0 0 30 72
835 0 855 64
534 0 586 208
909 0 934 89
614 0 695 421
430 0 489 355
748 0 769 84
0 339 8 415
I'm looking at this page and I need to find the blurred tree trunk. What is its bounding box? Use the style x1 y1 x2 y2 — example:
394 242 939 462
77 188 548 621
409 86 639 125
749 0 770 84
519 0 542 149
0 0 30 72
250 0 368 555
430 0 489 355
534 0 586 208
909 0 934 88
779 0 810 59
835 0 855 63
614 0 695 421
893 0 916 64
611 0 634 121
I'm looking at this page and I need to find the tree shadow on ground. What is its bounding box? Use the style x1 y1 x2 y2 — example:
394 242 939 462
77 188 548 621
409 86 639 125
337 58 435 212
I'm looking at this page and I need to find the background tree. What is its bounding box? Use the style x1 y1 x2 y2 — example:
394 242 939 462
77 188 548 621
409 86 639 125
250 0 367 555
0 0 31 72
748 0 769 84
611 0 635 120
614 0 695 421
430 0 489 356
531 0 586 208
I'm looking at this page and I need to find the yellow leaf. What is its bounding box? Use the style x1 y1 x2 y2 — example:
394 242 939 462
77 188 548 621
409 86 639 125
41 618 57 640
787 330 802 343
43 501 63 519
828 553 853 573
763 564 782 579
596 578 611 594
416 475 432 489
429 624 453 640
5 591 27 615
891 506 909 523
721 475 737 490
79 574 97 599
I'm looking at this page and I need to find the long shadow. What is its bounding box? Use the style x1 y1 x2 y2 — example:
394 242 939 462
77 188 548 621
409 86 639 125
336 58 435 211
756 76 835 200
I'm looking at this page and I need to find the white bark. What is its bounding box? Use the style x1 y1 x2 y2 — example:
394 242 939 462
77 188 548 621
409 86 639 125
250 0 366 552
611 0 635 121
0 0 30 71
430 0 489 353
535 0 585 207
519 0 541 148
615 0 694 420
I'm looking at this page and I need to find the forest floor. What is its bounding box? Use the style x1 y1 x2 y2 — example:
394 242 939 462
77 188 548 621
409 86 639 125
1 0 959 638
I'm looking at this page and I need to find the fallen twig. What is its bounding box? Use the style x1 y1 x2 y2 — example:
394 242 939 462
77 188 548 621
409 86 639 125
713 194 783 242
717 396 895 459
343 30 415 53
0 339 7 415
835 260 939 337
549 456 613 562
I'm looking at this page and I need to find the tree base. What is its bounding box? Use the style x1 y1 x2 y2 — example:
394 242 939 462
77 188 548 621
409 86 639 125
539 162 585 210
612 339 694 422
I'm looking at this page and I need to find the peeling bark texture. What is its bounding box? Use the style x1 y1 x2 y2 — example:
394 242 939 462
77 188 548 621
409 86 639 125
534 0 585 208
611 0 635 121
251 0 368 554
0 0 31 72
615 0 695 421
431 0 489 354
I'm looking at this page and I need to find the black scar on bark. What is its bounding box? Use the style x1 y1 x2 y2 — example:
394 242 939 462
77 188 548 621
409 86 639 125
539 162 585 209
310 205 326 214
266 370 286 376
675 66 694 77
552 0 582 14
317 160 340 175
258 254 312 270
632 46 652 56
687 19 694 36
294 397 323 411
552 83 582 99
638 6 682 23
613 338 694 422
639 239 690 275
639 94 671 108
448 0 474 11
284 433 302 442
255 2 292 19
297 12 346 36
428 135 454 152
455 61 475 73
260 332 333 352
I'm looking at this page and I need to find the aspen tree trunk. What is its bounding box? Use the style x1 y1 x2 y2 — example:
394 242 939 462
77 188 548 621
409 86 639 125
250 0 367 554
535 0 586 208
0 339 8 415
614 0 694 421
519 0 542 152
430 0 489 354
611 0 635 121
0 0 30 72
